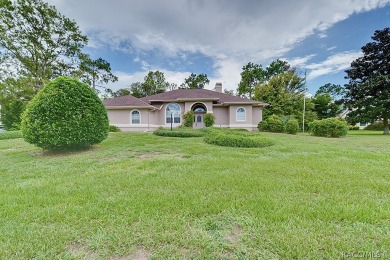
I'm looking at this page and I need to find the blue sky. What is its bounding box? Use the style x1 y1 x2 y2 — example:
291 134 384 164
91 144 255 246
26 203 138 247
48 0 390 95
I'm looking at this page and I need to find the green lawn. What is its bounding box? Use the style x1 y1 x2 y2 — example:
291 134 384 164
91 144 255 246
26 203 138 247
0 131 389 259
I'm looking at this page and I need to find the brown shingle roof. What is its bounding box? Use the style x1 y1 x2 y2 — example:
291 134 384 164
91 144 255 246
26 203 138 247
104 89 267 107
103 95 152 107
141 89 266 105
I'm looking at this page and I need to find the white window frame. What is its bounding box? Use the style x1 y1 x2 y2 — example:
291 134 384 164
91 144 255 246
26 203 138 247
165 103 181 125
131 110 141 124
236 107 246 122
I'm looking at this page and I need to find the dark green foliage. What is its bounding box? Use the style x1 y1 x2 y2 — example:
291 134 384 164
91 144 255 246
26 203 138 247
129 71 170 98
204 129 274 148
204 113 215 127
259 114 284 132
181 73 210 89
344 27 390 134
0 130 23 140
285 119 299 134
182 111 194 127
0 0 88 89
313 93 342 119
21 77 109 149
364 122 384 131
308 118 348 138
77 54 118 91
316 83 345 99
153 127 206 138
109 125 121 132
0 99 25 130
349 125 360 130
237 62 265 98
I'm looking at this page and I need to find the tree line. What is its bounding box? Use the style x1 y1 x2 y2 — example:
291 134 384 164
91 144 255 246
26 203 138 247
235 27 389 134
0 0 388 134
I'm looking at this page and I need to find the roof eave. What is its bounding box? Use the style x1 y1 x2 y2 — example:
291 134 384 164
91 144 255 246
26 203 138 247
105 105 155 110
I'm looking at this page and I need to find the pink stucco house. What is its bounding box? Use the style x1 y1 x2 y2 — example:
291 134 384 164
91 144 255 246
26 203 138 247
103 83 267 131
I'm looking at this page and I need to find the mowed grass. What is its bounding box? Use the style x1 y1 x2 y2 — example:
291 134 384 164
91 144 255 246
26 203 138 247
0 131 389 259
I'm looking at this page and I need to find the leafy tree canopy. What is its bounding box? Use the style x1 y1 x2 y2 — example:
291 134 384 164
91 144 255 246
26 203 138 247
237 62 265 99
313 93 342 119
102 88 131 99
316 83 345 100
0 0 117 93
76 54 118 92
344 27 390 134
237 59 299 99
181 73 210 89
127 71 170 98
0 0 87 89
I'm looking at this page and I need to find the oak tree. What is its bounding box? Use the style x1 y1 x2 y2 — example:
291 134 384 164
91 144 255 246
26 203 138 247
344 27 390 134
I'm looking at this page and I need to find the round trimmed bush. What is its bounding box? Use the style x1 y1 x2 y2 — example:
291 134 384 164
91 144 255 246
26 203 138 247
109 125 121 132
308 118 348 138
285 119 299 134
204 129 274 148
21 76 109 149
259 114 284 132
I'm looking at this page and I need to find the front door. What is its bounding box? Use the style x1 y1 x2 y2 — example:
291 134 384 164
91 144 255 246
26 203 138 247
193 114 204 128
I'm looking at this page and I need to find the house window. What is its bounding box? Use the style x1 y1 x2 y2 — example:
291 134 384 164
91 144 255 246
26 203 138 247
166 103 181 124
131 110 140 124
236 107 246 121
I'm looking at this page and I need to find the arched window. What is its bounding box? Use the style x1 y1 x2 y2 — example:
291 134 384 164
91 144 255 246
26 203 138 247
166 103 181 124
236 107 246 121
131 110 140 124
192 103 207 113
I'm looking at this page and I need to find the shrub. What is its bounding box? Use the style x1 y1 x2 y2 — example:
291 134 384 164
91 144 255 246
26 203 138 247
21 76 109 150
259 114 284 132
204 129 274 148
0 99 26 130
109 125 121 132
285 119 299 134
364 121 384 131
153 127 206 137
204 113 215 127
182 111 194 127
348 125 360 130
308 118 348 138
0 130 23 140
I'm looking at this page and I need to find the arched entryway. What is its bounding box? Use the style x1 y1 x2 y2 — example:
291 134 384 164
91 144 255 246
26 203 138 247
191 103 207 128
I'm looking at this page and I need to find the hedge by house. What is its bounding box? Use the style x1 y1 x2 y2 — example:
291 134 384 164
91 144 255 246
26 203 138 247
153 127 207 137
258 114 284 133
204 113 215 127
21 76 109 150
308 118 348 137
204 129 274 148
182 111 194 127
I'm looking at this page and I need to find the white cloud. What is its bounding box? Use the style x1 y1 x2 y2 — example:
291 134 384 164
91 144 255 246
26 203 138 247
305 51 362 79
286 54 317 68
46 0 390 89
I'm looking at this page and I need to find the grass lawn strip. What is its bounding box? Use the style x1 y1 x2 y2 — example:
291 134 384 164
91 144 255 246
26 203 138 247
0 131 388 258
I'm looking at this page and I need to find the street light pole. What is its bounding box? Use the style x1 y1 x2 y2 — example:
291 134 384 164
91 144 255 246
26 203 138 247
303 70 307 133
170 112 173 130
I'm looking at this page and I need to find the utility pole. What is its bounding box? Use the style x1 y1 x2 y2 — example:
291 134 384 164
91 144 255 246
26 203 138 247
303 70 307 133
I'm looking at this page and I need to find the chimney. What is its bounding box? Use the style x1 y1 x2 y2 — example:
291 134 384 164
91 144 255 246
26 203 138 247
214 82 223 93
